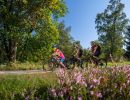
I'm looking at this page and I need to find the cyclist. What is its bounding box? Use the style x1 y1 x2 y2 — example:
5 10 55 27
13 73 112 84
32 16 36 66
52 45 66 68
72 44 83 68
90 41 101 66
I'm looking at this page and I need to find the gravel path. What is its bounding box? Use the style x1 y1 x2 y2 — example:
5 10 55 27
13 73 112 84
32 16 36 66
0 70 51 75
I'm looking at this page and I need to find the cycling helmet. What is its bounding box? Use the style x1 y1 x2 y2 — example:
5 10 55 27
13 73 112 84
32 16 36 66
52 44 59 48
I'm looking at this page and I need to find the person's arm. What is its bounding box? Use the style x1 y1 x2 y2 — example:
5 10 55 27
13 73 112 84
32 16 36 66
90 47 94 54
74 49 78 57
93 45 98 54
52 52 59 57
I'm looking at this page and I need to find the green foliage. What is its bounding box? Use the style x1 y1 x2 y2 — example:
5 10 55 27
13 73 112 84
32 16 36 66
0 0 67 63
95 0 128 61
58 21 74 59
125 26 130 60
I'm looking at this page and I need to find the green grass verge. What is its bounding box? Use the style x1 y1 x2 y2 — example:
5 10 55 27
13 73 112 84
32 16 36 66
107 61 130 67
0 61 49 71
0 72 57 100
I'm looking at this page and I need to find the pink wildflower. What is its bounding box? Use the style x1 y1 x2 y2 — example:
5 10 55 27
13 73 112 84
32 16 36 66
76 74 82 84
78 95 82 100
93 79 98 83
50 89 57 97
90 91 94 95
122 83 126 88
25 95 29 100
127 79 130 84
58 91 64 97
70 96 73 100
96 92 102 98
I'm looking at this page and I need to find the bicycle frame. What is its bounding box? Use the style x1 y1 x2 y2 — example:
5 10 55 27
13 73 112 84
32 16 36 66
48 57 60 70
68 56 83 68
91 55 107 67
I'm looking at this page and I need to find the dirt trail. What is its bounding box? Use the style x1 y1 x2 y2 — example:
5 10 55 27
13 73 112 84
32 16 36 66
0 70 51 74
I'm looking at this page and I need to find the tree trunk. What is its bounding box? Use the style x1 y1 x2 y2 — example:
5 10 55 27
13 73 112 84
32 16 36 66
9 39 17 62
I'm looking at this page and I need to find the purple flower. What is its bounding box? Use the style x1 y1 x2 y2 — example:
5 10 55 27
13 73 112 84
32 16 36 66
93 79 98 83
25 95 30 100
122 83 126 88
35 97 39 100
78 95 82 100
114 83 117 88
79 80 87 87
96 92 102 98
90 91 94 95
62 87 67 94
93 78 100 85
127 79 130 84
59 79 65 85
58 91 64 97
70 96 73 100
76 74 82 84
50 89 57 97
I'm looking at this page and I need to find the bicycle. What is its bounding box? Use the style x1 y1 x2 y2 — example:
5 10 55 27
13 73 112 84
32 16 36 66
82 54 107 68
48 57 60 71
48 56 68 71
92 56 107 67
66 55 83 69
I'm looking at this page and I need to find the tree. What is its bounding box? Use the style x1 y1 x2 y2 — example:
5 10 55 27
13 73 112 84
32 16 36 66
58 21 74 59
125 26 130 60
95 0 128 61
0 0 67 63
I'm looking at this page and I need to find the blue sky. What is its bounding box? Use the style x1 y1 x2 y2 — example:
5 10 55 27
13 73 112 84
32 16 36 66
60 0 130 49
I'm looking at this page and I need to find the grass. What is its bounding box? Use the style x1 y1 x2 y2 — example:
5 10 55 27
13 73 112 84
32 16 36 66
0 72 57 99
0 61 49 71
0 59 130 71
0 65 130 99
107 61 130 67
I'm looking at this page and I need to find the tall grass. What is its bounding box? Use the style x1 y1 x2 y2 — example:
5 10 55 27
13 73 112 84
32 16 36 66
0 72 57 100
0 61 46 71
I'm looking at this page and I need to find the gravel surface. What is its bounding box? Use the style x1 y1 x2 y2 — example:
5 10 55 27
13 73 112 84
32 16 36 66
0 70 51 74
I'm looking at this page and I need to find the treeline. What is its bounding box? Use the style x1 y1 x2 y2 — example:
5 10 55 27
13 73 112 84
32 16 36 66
0 0 130 64
0 0 81 64
95 0 130 61
0 0 66 63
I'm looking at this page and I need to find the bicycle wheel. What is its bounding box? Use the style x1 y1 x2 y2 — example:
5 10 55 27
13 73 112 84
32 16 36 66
98 58 107 67
48 58 59 71
66 56 76 69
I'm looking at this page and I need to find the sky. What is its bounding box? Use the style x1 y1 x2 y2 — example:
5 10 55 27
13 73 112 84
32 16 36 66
60 0 130 49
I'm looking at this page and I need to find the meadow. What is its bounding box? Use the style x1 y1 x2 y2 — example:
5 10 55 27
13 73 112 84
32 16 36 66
0 64 130 100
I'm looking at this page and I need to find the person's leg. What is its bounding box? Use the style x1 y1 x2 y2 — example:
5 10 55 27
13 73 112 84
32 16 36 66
93 54 100 67
59 58 66 68
77 58 80 67
71 56 76 69
79 58 83 68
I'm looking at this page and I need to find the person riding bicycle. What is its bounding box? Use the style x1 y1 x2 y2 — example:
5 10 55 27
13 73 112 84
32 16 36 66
72 44 83 68
52 44 66 68
90 41 101 66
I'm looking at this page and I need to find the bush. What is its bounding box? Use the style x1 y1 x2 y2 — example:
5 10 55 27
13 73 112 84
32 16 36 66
49 67 130 99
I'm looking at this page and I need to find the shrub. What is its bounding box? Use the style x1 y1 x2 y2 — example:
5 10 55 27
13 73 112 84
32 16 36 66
49 67 130 99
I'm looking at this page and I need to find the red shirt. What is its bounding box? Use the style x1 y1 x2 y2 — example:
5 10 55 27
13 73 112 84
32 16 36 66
54 49 65 59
